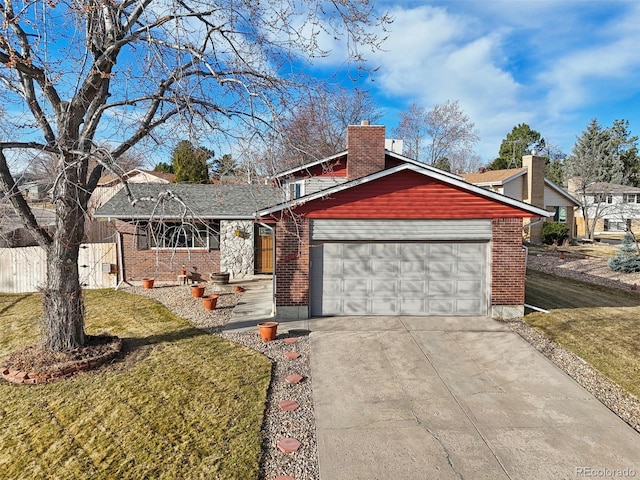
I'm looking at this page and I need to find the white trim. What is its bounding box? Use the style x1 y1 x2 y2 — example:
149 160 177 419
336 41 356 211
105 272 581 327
272 151 347 179
259 163 553 218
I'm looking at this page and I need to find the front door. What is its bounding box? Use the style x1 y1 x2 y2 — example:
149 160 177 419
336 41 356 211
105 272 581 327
254 225 274 274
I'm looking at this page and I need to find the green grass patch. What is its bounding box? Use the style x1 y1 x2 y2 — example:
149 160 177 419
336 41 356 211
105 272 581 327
525 270 640 399
0 290 271 480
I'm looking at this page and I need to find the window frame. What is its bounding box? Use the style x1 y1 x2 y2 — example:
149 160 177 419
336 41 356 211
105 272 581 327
136 220 220 251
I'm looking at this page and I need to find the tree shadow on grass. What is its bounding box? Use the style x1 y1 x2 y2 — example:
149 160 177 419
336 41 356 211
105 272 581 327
0 294 35 316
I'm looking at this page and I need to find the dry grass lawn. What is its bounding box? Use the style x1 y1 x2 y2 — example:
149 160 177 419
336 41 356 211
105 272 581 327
525 270 640 399
0 289 271 480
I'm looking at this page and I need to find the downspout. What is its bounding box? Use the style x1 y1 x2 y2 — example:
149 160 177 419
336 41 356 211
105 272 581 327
256 220 276 317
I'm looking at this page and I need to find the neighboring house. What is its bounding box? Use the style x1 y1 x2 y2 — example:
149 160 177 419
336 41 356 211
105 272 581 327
567 181 640 237
94 183 280 281
259 122 552 321
86 169 176 243
461 156 581 243
89 169 176 216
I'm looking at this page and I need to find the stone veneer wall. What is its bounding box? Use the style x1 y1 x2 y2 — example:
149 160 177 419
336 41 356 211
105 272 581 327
220 220 254 279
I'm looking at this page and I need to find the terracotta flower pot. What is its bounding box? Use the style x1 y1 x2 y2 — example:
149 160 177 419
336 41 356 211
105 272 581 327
234 285 246 293
180 269 187 276
257 321 279 342
142 278 155 289
202 294 219 311
191 284 206 298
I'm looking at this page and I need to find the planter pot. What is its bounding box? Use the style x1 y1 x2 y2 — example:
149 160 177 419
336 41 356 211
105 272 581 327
257 321 279 342
202 294 219 311
234 285 246 293
209 272 230 285
180 269 187 276
191 284 206 298
142 278 155 289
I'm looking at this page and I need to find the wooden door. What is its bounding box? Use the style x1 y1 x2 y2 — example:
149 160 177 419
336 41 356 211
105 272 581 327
255 225 274 274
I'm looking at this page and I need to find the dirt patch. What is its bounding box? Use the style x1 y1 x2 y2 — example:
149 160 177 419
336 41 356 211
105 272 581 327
1 334 123 384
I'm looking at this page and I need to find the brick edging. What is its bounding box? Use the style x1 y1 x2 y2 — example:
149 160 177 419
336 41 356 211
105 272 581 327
1 338 123 385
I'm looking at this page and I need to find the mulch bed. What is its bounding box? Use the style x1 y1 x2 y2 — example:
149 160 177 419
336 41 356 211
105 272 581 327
1 334 123 385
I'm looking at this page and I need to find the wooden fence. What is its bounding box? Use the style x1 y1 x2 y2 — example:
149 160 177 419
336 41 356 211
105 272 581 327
0 243 118 293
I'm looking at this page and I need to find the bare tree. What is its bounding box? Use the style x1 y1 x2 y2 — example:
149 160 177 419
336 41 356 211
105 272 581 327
0 0 390 351
394 100 479 170
273 87 383 170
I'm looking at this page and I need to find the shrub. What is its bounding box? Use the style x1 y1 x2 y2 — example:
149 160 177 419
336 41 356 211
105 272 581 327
608 232 640 272
542 221 569 245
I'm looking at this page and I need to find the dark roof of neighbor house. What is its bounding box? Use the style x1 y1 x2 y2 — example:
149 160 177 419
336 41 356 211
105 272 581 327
584 182 640 194
94 183 282 220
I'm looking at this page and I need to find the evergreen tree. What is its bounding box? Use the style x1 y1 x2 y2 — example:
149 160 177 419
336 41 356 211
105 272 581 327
610 119 640 186
153 162 174 174
488 123 545 170
608 232 640 272
171 141 213 184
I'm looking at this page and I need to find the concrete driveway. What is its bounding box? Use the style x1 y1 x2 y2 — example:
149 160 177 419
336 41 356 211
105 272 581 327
309 316 640 479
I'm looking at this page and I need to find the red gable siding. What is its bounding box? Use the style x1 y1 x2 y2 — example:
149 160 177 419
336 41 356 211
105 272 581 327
293 169 539 219
291 157 347 179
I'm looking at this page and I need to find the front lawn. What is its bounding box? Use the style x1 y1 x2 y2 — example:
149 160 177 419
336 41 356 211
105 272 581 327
525 270 640 399
0 290 271 480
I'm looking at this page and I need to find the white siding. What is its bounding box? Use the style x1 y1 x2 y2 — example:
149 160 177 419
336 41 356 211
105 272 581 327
311 219 492 241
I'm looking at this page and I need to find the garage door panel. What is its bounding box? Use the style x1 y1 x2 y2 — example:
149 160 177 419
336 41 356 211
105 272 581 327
343 260 369 276
343 298 369 315
372 298 398 315
458 280 483 293
310 241 488 316
342 243 371 258
344 279 368 293
399 280 425 293
428 299 455 315
456 299 485 314
458 262 484 276
428 280 455 296
372 279 397 294
371 260 399 274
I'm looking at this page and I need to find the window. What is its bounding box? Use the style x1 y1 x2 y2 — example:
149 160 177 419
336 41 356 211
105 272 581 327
604 219 626 232
287 180 305 200
137 221 220 250
592 193 613 204
623 194 640 203
553 206 567 223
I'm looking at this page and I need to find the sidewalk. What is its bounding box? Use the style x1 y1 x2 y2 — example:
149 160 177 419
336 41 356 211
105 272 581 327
224 276 312 333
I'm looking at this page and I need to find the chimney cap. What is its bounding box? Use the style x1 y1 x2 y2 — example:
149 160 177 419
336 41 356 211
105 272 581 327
361 120 370 126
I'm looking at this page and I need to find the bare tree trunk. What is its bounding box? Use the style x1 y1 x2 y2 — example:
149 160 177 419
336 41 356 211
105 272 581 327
41 177 87 351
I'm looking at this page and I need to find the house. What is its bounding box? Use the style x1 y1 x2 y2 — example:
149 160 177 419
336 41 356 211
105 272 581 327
461 156 580 243
85 169 176 244
259 122 552 321
93 183 280 281
567 180 640 237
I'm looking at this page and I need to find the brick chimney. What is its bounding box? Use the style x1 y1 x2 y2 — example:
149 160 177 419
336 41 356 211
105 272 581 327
522 153 546 243
346 121 386 180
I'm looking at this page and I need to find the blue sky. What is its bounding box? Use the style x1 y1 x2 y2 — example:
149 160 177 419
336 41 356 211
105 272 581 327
334 0 640 163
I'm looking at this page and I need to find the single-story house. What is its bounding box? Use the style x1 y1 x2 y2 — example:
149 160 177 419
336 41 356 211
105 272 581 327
94 183 280 281
461 157 580 243
567 180 640 236
260 122 552 321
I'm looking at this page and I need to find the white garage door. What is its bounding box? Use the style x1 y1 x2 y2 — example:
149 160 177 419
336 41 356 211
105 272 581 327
309 241 488 316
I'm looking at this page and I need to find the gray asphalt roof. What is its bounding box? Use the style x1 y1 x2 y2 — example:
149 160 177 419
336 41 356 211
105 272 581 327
93 183 282 220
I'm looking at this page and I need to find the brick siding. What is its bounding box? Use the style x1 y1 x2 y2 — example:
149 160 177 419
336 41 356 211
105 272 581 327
346 124 386 180
491 217 526 305
117 220 220 282
274 215 310 307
